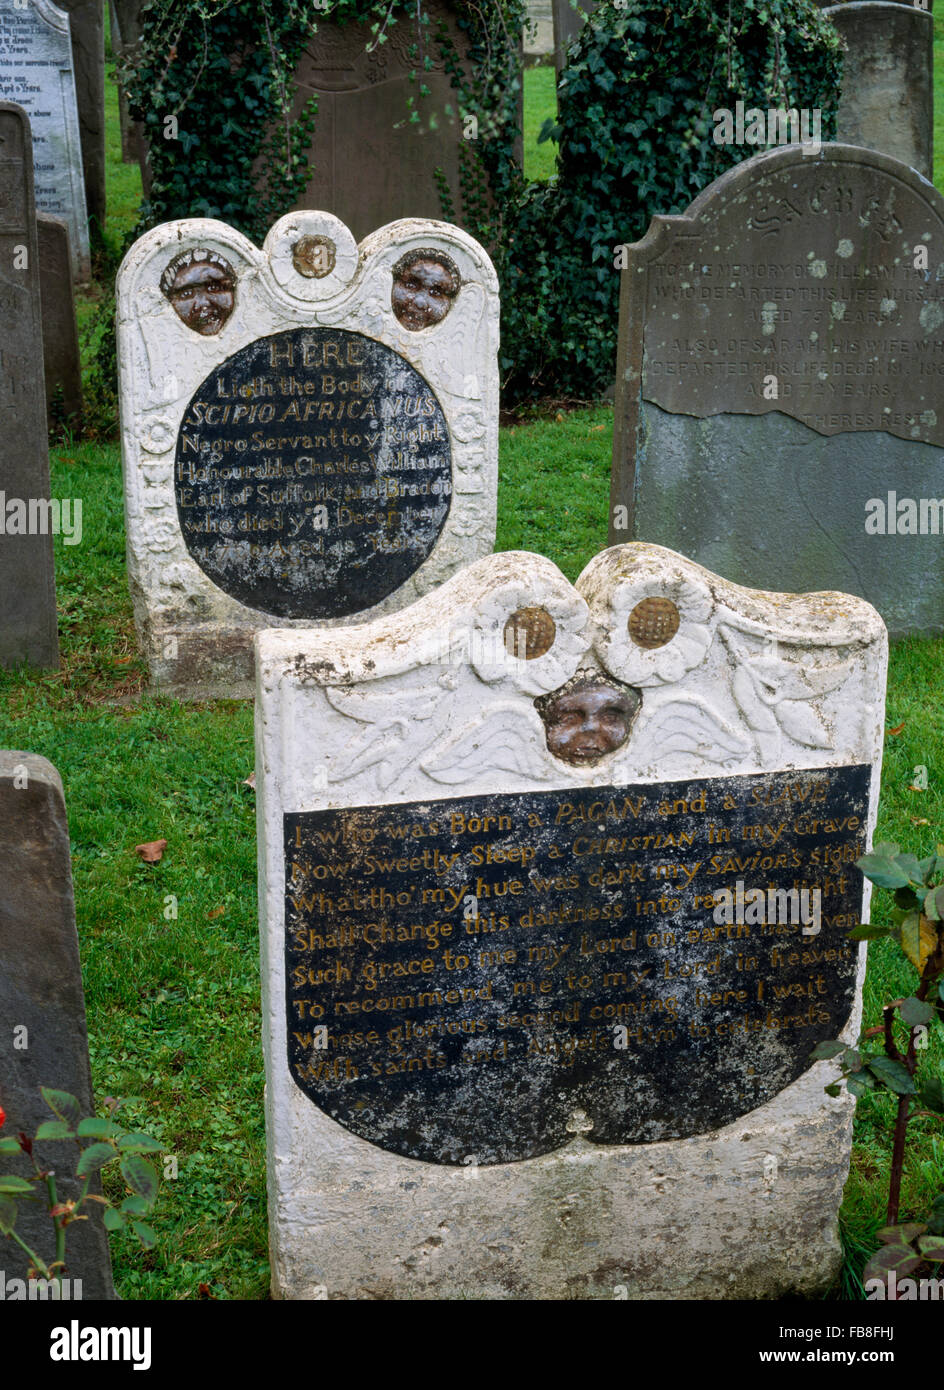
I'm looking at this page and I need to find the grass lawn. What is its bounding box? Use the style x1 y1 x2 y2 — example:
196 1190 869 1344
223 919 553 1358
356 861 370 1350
0 32 941 1301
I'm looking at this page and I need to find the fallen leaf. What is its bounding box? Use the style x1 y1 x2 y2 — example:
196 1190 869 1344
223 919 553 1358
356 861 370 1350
242 771 256 790
135 840 167 864
908 784 926 794
886 722 905 736
588 424 604 432
555 412 564 422
911 817 930 826
207 906 225 920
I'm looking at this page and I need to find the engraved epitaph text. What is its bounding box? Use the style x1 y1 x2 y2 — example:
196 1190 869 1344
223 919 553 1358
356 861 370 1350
285 765 869 1164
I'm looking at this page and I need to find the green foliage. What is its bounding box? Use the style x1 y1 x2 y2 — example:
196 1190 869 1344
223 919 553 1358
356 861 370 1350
499 0 843 403
0 1090 163 1284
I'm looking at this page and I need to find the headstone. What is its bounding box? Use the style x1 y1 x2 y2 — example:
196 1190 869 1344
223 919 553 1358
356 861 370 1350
276 2 482 243
0 752 115 1299
256 541 887 1299
108 0 145 171
0 0 90 279
524 0 554 58
38 214 82 427
610 143 944 642
825 2 933 179
117 209 499 699
59 0 105 229
0 102 59 672
553 0 599 75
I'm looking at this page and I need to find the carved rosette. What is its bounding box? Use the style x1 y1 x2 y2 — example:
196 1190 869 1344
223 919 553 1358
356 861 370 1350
596 567 714 687
467 580 590 695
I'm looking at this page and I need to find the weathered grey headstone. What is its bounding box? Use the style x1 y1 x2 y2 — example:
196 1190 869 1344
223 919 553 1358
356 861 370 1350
0 0 90 279
553 0 598 75
610 143 944 641
276 2 480 243
524 0 554 57
0 102 59 672
38 214 82 426
117 210 499 699
59 0 106 230
825 2 933 179
0 752 115 1299
256 541 887 1299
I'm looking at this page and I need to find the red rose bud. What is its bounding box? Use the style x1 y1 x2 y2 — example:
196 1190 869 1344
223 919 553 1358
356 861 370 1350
0 1104 5 1129
17 1131 32 1156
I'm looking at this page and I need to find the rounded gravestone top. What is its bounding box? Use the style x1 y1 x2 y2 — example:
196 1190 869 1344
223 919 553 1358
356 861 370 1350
174 326 452 619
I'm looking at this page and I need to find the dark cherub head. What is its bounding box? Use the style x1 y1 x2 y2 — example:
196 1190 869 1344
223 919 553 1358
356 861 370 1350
160 249 236 335
536 673 641 767
391 248 461 330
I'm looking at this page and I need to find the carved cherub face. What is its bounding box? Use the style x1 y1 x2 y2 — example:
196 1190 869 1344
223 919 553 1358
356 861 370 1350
391 250 460 330
161 252 236 335
540 680 640 767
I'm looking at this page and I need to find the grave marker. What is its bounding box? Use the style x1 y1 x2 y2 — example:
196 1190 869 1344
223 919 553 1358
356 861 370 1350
0 0 90 280
610 143 944 640
553 0 598 75
38 214 82 426
117 210 499 699
0 102 59 672
59 0 105 229
825 2 933 179
0 752 115 1299
256 541 886 1299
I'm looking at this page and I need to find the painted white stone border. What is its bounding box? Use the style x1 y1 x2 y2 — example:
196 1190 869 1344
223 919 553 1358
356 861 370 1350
256 543 888 1299
117 210 499 697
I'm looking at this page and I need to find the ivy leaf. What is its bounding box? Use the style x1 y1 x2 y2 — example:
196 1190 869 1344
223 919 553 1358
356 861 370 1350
131 1220 158 1249
117 1133 163 1154
900 913 937 972
899 997 934 1027
34 1121 74 1142
120 1155 159 1205
76 1118 122 1140
863 1243 923 1283
76 1143 118 1178
867 1056 916 1094
876 1222 926 1245
856 854 911 890
0 1175 35 1193
40 1089 81 1129
847 923 891 941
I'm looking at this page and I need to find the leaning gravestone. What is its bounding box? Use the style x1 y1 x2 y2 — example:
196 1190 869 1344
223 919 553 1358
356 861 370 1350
256 542 887 1299
0 753 115 1299
824 2 933 179
38 214 82 426
0 0 90 279
274 3 481 243
0 102 59 672
610 144 944 641
553 0 599 75
117 209 499 699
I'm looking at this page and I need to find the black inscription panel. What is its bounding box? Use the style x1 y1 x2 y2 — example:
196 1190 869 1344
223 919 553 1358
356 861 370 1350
284 765 870 1164
175 328 452 618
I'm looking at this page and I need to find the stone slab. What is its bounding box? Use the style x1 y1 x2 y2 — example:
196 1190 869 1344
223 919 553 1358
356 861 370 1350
553 0 598 74
59 0 104 228
0 102 59 671
524 0 553 57
279 3 479 243
825 2 933 179
0 0 90 280
117 210 499 699
0 752 115 1299
38 213 82 426
256 542 887 1299
610 143 944 640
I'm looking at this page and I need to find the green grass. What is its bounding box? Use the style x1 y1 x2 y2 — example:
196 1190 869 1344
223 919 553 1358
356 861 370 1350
2 33 942 1302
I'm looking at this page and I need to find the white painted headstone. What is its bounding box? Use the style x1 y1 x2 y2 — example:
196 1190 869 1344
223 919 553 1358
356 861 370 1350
0 0 90 279
256 542 887 1299
117 211 499 699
